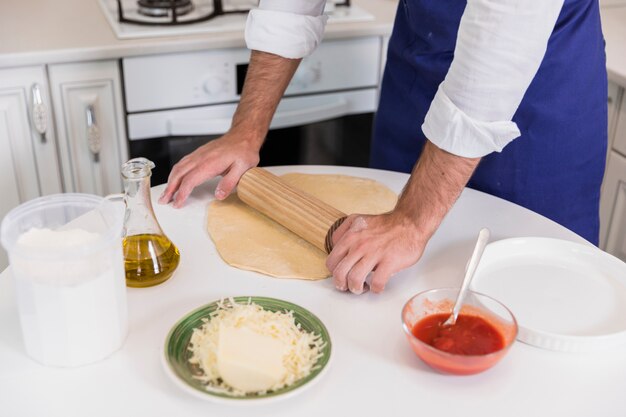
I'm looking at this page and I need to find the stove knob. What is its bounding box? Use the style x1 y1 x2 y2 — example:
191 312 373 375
203 76 228 96
292 64 321 89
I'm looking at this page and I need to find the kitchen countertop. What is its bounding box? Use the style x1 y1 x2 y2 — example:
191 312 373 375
0 1 625 87
1 165 625 417
0 0 397 69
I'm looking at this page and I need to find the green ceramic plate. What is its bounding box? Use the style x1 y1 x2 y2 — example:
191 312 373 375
162 296 332 404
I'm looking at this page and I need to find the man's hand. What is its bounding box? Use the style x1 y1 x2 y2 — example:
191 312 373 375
326 140 481 294
158 51 301 208
326 212 427 294
158 133 260 208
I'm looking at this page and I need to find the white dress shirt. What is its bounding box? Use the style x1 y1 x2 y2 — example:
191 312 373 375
245 0 565 158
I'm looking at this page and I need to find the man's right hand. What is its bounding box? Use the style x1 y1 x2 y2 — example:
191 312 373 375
158 132 261 208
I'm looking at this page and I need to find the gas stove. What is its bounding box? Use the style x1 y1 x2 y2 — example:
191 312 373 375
99 0 374 39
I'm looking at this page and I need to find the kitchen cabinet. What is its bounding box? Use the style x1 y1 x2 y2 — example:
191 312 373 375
0 60 128 269
0 65 63 269
600 151 626 261
600 81 626 260
49 60 128 196
608 81 622 153
612 82 626 157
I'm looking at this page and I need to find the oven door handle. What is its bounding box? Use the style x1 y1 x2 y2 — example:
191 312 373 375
167 98 350 136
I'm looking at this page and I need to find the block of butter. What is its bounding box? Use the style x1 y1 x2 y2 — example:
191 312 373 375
216 324 288 393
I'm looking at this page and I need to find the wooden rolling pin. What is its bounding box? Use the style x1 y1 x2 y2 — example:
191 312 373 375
237 168 346 253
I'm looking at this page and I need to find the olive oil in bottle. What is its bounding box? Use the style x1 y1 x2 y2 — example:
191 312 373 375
119 158 180 288
123 233 180 288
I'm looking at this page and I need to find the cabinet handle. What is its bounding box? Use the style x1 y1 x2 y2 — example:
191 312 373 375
86 105 101 163
31 84 48 143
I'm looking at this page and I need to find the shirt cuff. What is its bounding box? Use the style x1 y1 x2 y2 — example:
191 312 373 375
245 9 328 59
422 86 522 158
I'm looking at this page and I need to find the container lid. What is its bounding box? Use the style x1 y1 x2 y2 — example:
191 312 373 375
470 237 626 353
0 193 124 258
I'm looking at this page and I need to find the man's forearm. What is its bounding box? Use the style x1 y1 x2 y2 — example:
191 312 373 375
230 50 301 147
395 140 481 242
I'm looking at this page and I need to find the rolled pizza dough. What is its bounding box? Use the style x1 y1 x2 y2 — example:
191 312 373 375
207 173 398 280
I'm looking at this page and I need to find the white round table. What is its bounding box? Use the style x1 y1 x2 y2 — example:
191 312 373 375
1 166 624 417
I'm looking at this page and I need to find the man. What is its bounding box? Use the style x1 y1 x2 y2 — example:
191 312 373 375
159 0 607 295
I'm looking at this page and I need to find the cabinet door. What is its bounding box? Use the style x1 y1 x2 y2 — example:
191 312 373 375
607 82 621 153
0 66 63 269
612 85 626 158
600 150 626 261
49 60 128 196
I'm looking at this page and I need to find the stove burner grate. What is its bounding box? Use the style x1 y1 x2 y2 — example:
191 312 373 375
116 0 351 26
137 0 194 17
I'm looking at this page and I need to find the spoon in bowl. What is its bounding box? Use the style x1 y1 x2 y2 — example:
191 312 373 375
442 228 491 327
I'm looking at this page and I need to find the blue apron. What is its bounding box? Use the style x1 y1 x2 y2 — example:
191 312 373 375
371 0 607 245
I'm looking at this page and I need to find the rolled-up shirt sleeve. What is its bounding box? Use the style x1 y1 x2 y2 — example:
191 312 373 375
422 0 565 158
245 0 328 59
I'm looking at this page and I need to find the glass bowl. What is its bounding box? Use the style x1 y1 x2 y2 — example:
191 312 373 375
401 288 518 375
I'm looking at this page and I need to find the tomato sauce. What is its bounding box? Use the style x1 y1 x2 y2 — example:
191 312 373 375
411 313 505 355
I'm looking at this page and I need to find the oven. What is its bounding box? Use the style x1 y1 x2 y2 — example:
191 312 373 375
122 36 382 185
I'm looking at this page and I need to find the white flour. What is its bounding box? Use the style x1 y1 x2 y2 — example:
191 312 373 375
17 227 101 248
15 227 108 286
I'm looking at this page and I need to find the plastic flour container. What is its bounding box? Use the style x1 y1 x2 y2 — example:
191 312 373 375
0 194 128 367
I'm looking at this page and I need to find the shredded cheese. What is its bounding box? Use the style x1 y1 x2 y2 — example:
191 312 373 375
188 298 325 396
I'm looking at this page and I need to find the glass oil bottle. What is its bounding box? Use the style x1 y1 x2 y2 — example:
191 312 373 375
120 158 180 288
